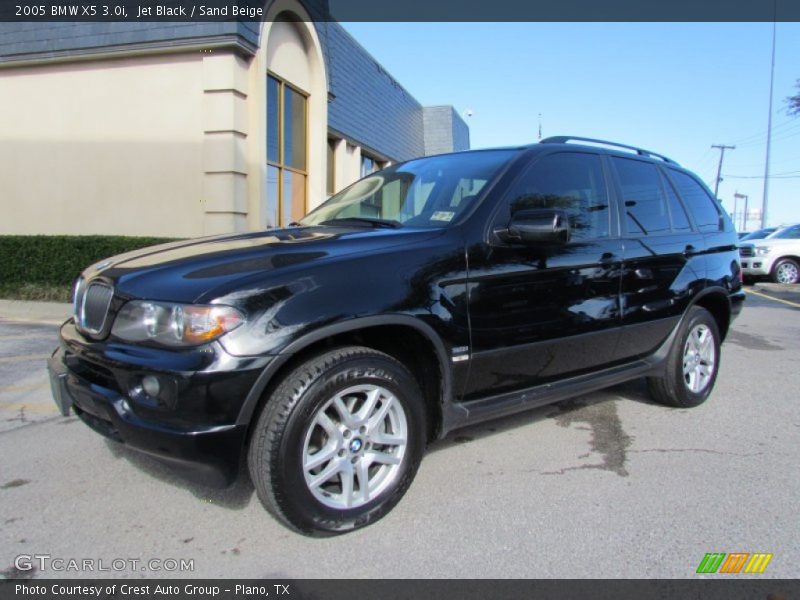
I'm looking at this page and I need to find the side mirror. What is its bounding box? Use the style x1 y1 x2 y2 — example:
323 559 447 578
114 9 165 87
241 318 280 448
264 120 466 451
502 209 571 245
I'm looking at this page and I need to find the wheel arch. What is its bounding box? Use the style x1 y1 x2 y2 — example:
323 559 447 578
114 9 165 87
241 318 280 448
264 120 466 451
691 287 732 340
771 255 800 278
236 315 452 442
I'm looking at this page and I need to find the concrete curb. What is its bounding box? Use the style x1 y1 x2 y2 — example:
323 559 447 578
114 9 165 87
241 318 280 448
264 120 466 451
0 299 71 325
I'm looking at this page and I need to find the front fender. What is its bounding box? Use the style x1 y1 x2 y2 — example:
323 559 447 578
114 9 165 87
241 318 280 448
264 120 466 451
234 314 454 427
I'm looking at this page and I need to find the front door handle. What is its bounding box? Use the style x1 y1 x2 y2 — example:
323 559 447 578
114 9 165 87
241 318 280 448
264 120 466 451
684 245 697 257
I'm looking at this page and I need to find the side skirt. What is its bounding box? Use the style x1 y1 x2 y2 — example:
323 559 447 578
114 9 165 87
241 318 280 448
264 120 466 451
440 317 681 437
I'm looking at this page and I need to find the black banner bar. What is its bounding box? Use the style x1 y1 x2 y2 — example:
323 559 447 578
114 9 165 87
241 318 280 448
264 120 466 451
2 579 800 600
1 0 800 22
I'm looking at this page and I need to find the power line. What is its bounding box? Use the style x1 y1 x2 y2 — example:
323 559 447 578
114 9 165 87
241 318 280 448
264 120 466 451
726 115 799 146
735 123 800 148
723 171 800 179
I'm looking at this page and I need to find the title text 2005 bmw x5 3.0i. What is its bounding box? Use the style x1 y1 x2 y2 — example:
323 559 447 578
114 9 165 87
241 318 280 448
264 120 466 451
49 137 744 535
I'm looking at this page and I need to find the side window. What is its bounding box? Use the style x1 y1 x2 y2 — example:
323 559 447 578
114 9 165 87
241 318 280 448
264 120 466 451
661 171 692 232
506 152 610 240
669 169 722 232
612 157 670 236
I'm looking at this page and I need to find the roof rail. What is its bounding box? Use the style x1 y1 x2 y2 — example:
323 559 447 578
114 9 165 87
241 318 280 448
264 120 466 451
539 136 679 165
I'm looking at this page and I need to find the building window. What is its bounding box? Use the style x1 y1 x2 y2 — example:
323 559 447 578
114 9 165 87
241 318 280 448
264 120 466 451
266 73 308 227
327 138 337 196
361 153 380 178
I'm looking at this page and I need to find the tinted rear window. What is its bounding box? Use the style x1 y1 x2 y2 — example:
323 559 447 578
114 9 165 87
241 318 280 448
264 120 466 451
668 169 722 232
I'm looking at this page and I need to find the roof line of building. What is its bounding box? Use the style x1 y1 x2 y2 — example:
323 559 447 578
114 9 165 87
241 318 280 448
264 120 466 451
0 34 256 68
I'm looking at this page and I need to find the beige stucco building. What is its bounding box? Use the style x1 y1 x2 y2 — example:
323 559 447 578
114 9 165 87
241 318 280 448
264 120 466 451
0 2 469 238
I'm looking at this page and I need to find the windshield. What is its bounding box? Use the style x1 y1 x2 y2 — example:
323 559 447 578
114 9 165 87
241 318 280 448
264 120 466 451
740 228 776 241
767 224 800 240
300 150 517 228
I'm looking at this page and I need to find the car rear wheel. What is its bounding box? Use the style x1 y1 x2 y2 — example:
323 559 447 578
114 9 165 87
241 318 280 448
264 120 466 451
771 258 800 285
647 306 720 408
248 346 426 536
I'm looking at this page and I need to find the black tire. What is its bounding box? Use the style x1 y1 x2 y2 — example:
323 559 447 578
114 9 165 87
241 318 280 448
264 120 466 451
771 258 800 285
647 306 721 408
247 346 426 536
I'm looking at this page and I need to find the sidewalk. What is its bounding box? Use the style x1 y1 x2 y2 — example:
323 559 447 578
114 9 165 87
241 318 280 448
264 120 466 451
0 299 71 325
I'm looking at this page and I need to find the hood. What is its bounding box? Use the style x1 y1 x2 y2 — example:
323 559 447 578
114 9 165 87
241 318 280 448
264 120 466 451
740 237 797 249
86 226 443 304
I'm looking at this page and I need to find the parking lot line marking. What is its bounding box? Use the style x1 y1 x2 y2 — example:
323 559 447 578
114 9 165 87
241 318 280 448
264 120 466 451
748 288 800 308
0 382 49 394
0 354 49 364
0 333 56 341
0 401 58 414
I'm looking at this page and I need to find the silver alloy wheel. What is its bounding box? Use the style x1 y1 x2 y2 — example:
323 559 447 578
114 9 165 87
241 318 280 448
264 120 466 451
775 261 799 284
302 384 408 510
682 324 716 394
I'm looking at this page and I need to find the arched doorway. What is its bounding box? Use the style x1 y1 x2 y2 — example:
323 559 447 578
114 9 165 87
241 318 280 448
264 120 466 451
254 4 327 229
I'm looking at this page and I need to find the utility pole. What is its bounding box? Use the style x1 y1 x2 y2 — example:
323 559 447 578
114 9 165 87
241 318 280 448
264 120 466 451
762 15 777 228
734 192 748 231
712 144 736 199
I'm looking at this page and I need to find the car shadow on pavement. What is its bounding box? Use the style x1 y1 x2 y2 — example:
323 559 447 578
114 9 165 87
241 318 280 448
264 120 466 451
101 379 660 508
103 439 255 509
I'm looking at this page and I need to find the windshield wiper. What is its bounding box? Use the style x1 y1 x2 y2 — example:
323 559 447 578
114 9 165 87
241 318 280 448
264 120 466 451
319 217 402 229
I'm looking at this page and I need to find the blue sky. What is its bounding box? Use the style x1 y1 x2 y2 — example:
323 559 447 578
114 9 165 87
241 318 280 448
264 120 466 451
342 22 800 230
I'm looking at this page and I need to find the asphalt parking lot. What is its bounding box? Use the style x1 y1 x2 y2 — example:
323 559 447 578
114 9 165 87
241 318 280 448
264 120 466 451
1 287 798 579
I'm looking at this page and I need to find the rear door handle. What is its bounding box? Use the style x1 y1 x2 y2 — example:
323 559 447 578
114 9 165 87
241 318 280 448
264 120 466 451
684 245 697 257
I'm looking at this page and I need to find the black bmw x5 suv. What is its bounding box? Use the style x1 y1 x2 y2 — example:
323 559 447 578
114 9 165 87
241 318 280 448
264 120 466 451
49 136 744 535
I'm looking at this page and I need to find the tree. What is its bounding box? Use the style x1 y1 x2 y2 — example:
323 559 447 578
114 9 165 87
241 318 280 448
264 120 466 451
788 79 800 116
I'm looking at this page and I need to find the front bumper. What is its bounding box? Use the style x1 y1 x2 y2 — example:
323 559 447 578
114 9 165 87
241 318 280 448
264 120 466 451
740 256 773 277
48 322 272 486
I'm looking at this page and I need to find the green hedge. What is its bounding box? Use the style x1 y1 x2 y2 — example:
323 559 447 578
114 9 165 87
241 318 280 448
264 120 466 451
0 235 178 301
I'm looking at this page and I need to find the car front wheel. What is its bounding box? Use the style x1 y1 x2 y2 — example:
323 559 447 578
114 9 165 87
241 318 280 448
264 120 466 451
248 346 426 536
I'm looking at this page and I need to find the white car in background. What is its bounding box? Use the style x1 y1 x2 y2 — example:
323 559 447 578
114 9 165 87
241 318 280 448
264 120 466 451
739 223 800 284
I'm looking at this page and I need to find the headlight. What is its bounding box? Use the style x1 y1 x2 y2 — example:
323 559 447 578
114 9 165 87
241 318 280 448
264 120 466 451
111 301 244 347
755 246 772 256
72 277 85 324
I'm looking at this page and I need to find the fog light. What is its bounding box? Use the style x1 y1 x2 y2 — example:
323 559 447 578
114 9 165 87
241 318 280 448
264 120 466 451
141 375 161 398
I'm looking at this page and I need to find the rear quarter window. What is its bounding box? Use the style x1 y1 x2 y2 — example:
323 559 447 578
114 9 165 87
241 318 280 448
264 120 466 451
668 169 723 232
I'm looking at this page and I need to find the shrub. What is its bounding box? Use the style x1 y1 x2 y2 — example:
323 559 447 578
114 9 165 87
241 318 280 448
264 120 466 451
0 236 177 301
